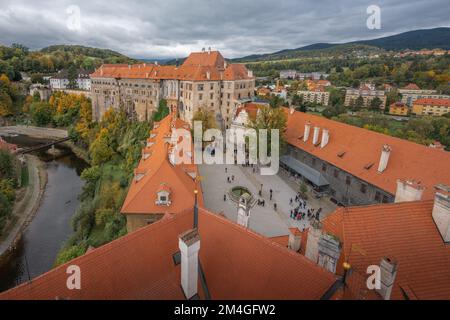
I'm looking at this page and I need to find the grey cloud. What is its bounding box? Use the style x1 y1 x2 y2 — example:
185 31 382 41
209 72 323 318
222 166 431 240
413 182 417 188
0 0 449 59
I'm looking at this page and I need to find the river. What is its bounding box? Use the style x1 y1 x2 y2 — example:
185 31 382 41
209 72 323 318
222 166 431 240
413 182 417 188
0 135 87 292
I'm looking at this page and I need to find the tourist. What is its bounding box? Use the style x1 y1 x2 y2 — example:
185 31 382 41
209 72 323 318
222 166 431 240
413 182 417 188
274 203 277 211
224 194 227 201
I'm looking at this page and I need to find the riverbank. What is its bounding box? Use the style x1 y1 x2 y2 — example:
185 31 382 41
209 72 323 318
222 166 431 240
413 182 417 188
0 125 90 164
0 155 47 258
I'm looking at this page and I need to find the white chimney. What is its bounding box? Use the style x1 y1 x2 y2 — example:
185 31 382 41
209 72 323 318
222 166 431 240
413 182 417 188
394 179 424 203
178 228 200 299
432 184 450 243
312 126 320 145
237 194 251 228
377 257 398 300
303 122 311 142
247 70 253 78
208 47 211 54
305 221 322 264
320 128 329 148
377 144 392 173
206 71 210 80
128 65 131 69
288 228 302 252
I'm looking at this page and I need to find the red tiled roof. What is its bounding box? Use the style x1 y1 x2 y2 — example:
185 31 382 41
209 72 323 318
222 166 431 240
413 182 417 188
322 200 450 300
414 98 450 107
91 51 253 82
0 207 337 300
403 83 421 90
284 109 450 199
121 113 203 215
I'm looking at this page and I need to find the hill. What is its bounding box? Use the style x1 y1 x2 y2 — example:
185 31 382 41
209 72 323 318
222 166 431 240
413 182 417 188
236 27 450 62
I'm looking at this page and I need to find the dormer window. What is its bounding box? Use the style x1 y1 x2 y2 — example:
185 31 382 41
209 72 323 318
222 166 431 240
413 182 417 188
155 184 171 206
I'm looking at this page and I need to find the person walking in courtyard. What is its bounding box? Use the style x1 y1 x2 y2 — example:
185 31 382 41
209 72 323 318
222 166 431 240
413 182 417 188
274 202 277 211
224 194 227 201
225 167 227 173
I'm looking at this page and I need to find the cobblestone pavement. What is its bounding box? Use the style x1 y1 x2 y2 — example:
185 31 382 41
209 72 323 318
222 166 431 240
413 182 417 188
198 161 337 238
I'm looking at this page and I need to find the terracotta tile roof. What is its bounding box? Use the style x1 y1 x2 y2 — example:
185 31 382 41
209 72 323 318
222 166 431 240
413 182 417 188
403 83 421 90
322 200 450 300
234 102 263 120
121 113 203 215
414 98 450 107
90 51 253 82
390 102 408 108
0 207 337 300
284 109 450 199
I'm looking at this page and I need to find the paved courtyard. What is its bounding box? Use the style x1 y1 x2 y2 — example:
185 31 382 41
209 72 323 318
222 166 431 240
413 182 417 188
198 161 337 238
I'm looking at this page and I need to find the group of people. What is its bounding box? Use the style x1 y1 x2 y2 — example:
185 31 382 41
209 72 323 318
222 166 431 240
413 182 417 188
289 194 323 222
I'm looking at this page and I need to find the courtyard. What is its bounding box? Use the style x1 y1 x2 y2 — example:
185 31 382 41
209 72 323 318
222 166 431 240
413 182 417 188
198 160 337 238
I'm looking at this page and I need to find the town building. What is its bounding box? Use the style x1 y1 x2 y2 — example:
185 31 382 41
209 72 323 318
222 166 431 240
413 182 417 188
297 181 450 300
282 108 450 206
0 203 338 300
121 112 203 232
344 84 386 109
412 98 450 116
279 70 297 79
398 83 450 107
305 79 331 90
50 69 91 91
256 86 271 97
297 87 330 106
90 49 255 128
388 102 409 116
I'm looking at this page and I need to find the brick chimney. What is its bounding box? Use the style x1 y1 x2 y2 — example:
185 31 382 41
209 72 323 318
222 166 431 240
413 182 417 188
178 228 200 299
394 179 424 203
377 144 392 173
376 257 398 300
320 128 329 148
312 126 320 145
303 122 311 142
432 184 450 243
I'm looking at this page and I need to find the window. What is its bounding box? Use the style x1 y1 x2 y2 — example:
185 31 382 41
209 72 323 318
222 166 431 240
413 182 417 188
321 164 327 172
360 183 367 194
160 196 167 202
312 158 316 166
210 83 214 90
374 191 382 202
346 176 351 186
210 93 213 99
197 84 204 91
334 169 339 178
199 94 203 100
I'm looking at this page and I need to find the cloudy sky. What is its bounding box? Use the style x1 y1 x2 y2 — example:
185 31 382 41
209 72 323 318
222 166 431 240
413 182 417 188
0 0 449 59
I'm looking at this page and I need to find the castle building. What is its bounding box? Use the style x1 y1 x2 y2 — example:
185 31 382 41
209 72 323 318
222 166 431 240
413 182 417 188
90 49 255 128
282 108 450 206
120 112 203 233
50 69 91 91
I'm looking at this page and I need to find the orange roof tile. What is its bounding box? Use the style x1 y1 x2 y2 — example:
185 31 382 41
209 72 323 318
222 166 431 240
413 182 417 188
284 109 450 199
414 98 450 107
0 207 337 300
121 113 203 216
322 200 450 300
403 83 421 90
90 51 253 82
